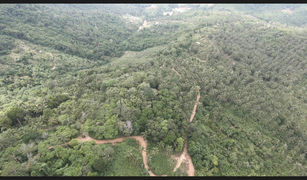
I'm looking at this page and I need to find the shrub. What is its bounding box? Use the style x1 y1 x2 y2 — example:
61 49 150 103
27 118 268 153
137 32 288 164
124 138 138 147
69 139 79 147
148 153 175 176
5 106 26 126
23 130 40 143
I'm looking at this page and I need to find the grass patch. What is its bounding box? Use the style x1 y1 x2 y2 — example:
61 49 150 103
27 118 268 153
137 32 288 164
109 45 166 67
147 153 177 176
146 140 158 152
104 140 149 176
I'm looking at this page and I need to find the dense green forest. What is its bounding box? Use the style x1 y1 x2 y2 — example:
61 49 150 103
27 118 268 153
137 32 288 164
1 4 307 176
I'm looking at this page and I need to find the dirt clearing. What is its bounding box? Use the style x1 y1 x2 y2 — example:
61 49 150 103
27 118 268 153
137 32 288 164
282 8 293 15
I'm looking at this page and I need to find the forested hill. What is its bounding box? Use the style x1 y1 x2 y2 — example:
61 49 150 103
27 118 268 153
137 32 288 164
0 4 140 61
0 4 307 176
202 4 307 28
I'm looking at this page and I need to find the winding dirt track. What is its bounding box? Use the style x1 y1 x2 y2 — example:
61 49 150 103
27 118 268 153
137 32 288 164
47 53 56 70
51 59 56 70
27 74 201 177
75 133 165 176
189 92 200 123
27 132 164 176
196 39 215 62
195 57 207 62
173 91 200 176
137 20 148 32
120 51 129 58
172 67 181 77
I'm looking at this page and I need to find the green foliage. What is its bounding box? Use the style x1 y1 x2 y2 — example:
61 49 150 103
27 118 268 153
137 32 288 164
0 36 16 52
0 116 12 129
42 108 53 121
5 106 25 126
1 4 307 176
175 137 184 152
23 130 40 143
105 79 118 88
0 129 19 151
68 139 79 147
211 155 218 166
103 140 148 176
103 115 118 139
124 138 138 147
147 153 176 176
1 161 28 176
47 94 69 109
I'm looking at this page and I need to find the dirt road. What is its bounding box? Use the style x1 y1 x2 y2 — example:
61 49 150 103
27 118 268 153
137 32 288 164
189 92 200 123
51 58 56 70
120 51 129 58
26 153 39 169
75 133 166 176
195 57 206 62
27 72 200 177
173 91 200 176
28 132 164 176
172 67 181 77
138 20 148 32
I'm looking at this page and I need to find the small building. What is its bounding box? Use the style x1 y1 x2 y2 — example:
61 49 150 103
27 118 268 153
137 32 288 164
196 42 200 45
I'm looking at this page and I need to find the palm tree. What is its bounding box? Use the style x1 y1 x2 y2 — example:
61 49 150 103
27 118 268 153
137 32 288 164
141 130 148 140
39 163 49 176
279 143 288 157
138 146 145 152
195 86 201 92
300 165 307 176
165 145 173 157
157 141 165 151
298 153 306 164
133 154 142 167
124 149 133 161
152 147 159 157
288 162 302 175
104 153 112 165
281 155 292 167
209 133 217 143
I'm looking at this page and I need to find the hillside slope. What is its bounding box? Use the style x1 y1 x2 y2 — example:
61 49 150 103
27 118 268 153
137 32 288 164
0 4 307 176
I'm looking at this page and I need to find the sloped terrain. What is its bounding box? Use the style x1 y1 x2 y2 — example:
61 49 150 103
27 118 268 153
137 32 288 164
0 4 307 176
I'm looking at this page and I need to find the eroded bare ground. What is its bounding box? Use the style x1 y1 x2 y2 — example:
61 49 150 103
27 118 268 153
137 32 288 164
282 8 293 15
123 14 142 24
120 51 129 58
138 20 146 32
145 4 158 10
